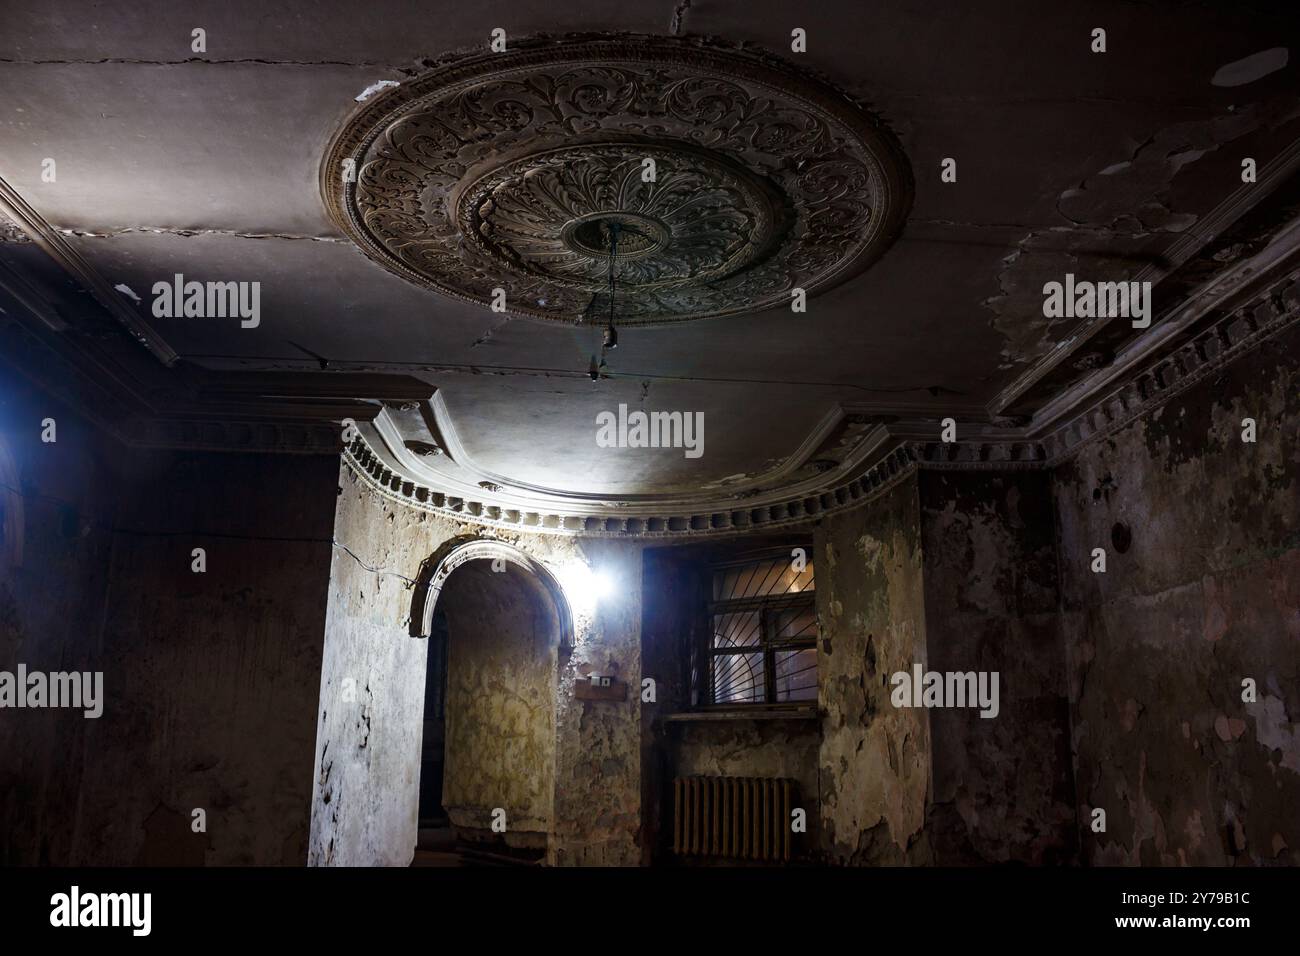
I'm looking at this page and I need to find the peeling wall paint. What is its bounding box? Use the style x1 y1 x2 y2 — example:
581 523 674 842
309 466 645 866
440 562 558 841
985 95 1300 372
4 326 1295 869
549 534 644 866
1054 325 1300 866
920 471 1077 864
815 475 931 864
308 466 433 867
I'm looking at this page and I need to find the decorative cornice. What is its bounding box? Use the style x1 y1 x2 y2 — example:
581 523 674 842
1025 198 1300 439
341 258 1300 536
0 175 177 365
987 136 1300 417
344 435 921 538
0 301 435 455
369 394 906 511
2 36 1296 528
1037 267 1300 465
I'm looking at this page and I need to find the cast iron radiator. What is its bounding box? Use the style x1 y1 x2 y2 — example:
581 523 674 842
672 776 795 862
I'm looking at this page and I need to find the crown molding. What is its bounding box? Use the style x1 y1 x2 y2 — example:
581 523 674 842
1025 212 1300 443
343 434 921 538
988 136 1300 417
0 176 178 366
1037 266 1300 465
341 257 1300 536
368 394 923 511
0 295 433 455
2 77 1296 525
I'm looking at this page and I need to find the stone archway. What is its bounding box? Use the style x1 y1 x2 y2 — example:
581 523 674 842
410 537 573 857
410 535 574 647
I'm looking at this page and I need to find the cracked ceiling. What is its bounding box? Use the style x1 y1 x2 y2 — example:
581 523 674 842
0 0 1298 519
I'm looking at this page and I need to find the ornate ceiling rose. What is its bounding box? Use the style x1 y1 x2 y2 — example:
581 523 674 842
323 35 912 325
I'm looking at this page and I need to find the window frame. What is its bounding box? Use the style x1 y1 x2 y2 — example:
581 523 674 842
693 543 817 709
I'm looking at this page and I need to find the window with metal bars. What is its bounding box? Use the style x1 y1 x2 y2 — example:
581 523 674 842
695 548 817 706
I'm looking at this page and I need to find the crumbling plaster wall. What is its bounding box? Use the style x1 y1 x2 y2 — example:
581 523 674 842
1054 325 1300 866
309 464 645 866
920 470 1077 865
815 474 931 864
548 531 645 866
308 465 435 867
440 562 558 841
1 373 338 865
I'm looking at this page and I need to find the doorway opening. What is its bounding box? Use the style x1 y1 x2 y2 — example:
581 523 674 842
411 541 573 865
417 608 449 829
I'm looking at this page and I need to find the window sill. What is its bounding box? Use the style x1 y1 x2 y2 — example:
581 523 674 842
663 705 819 723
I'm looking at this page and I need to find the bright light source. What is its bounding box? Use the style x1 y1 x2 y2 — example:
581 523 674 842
555 560 616 614
593 568 616 599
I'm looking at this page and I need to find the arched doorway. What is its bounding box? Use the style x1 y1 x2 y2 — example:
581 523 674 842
411 538 572 861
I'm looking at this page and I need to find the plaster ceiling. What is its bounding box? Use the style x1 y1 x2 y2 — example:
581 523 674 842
1 0 1298 514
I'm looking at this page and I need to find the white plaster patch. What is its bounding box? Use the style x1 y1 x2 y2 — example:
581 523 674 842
1249 695 1300 772
1211 48 1289 87
855 535 883 571
355 79 401 102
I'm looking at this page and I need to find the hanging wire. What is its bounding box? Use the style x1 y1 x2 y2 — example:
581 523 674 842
603 221 620 350
589 220 621 380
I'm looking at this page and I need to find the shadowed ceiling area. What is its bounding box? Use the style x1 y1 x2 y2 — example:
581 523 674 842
1 0 1297 524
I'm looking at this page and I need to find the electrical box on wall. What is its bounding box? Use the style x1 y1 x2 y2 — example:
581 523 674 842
575 673 627 701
